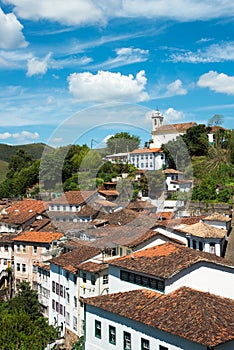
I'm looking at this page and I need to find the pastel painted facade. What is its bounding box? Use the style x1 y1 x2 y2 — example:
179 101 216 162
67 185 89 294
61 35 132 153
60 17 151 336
12 231 63 290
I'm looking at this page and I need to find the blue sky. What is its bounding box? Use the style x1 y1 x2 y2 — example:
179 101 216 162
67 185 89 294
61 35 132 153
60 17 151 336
0 0 234 147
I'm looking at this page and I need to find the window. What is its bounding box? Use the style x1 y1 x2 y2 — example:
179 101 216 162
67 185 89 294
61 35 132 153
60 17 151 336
60 285 64 297
159 346 168 350
123 331 131 350
16 244 20 252
73 316 77 331
4 245 8 251
52 281 55 293
56 302 59 312
120 270 165 293
66 292 70 303
74 296 77 308
59 304 63 315
22 245 26 252
199 241 203 251
22 264 26 272
56 283 59 295
95 320 101 338
82 272 87 283
209 242 216 254
33 246 37 254
141 338 150 350
103 274 108 285
91 274 96 285
16 263 20 271
65 311 70 325
109 325 116 345
52 299 55 310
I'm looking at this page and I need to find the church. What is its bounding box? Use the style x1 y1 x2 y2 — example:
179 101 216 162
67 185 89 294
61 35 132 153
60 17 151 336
149 109 197 148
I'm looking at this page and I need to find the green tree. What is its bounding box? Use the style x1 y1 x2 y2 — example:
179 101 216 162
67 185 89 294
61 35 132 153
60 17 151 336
107 132 140 154
7 149 33 179
207 114 224 126
0 282 58 349
182 124 210 156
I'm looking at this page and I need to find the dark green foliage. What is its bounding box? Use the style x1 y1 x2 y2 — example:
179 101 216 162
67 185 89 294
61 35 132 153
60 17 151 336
0 282 58 349
182 124 210 156
72 336 84 350
0 143 50 163
107 132 140 154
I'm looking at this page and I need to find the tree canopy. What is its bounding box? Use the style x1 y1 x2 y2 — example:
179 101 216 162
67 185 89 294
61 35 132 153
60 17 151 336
107 132 140 154
0 282 58 349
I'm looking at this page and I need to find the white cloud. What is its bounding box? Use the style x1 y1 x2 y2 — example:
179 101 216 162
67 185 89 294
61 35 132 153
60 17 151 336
5 0 104 25
170 42 234 63
164 108 185 122
165 79 187 96
0 132 12 140
0 130 39 141
92 47 149 69
0 8 27 49
27 53 51 77
67 70 149 102
197 71 234 95
120 0 234 21
5 0 234 24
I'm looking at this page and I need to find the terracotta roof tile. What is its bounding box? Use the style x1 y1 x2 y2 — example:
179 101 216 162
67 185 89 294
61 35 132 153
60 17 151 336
179 222 226 238
85 287 234 347
6 199 47 214
50 244 100 273
49 190 97 205
130 148 162 154
78 261 108 273
163 168 184 174
110 242 234 279
12 231 63 243
203 212 231 222
152 122 197 134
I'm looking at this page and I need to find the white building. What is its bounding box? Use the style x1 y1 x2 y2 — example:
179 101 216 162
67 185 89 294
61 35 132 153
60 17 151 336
129 148 165 171
108 242 234 299
164 168 192 193
149 109 197 148
84 286 234 350
49 244 108 347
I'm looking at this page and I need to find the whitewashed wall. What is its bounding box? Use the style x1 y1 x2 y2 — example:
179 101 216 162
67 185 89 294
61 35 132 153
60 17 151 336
85 304 208 350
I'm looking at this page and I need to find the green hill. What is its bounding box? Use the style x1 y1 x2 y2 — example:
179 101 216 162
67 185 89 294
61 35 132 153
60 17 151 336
0 160 9 182
0 143 52 163
0 143 54 183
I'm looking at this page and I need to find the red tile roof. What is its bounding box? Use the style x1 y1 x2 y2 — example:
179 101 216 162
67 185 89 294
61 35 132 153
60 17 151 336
49 190 97 205
50 244 100 273
152 122 197 134
163 168 184 174
130 148 162 154
78 261 108 273
110 242 234 279
6 199 47 215
12 231 63 243
85 287 234 347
